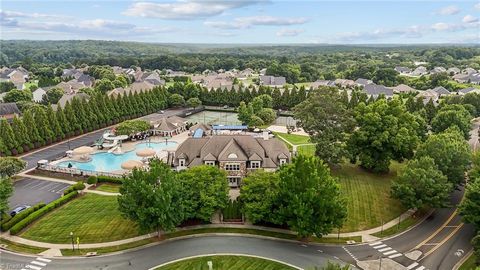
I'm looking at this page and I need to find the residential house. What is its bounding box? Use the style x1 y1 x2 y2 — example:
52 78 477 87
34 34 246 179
61 68 83 79
309 80 336 89
334 79 356 88
259 75 286 87
56 81 86 94
432 86 451 96
394 66 411 74
391 84 417 94
458 87 480 95
0 103 21 121
411 66 428 76
355 78 373 87
447 67 461 75
363 84 393 99
174 134 290 187
238 68 254 79
75 74 95 88
454 73 480 85
54 92 90 109
0 67 29 89
463 68 478 75
32 88 46 102
259 68 267 76
414 61 428 66
141 72 165 86
430 67 447 74
416 90 439 104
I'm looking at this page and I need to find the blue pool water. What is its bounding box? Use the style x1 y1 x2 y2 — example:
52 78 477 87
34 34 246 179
57 142 177 172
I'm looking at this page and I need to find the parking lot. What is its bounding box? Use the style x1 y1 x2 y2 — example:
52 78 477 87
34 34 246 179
9 178 71 211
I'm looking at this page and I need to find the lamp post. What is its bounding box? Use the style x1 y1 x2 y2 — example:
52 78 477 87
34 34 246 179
70 232 74 251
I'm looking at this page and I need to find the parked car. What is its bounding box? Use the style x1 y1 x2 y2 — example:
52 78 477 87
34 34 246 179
10 205 30 217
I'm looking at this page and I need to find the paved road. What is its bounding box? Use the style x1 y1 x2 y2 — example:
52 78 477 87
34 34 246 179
0 236 349 270
9 178 70 211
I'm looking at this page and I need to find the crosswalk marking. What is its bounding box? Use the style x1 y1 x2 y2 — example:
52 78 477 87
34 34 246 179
416 266 425 270
388 253 402 259
36 257 51 263
369 241 382 246
407 262 419 269
374 244 387 249
383 250 397 255
378 247 391 252
30 261 46 267
25 265 42 270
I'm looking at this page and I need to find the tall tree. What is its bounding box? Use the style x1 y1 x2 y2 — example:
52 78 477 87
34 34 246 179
0 118 19 154
431 104 472 139
177 165 229 222
416 127 471 186
459 180 480 229
22 109 42 146
277 155 347 238
391 157 452 209
30 107 54 144
11 116 31 150
348 98 421 173
118 160 185 237
45 105 64 140
0 178 13 216
294 87 354 165
0 157 26 177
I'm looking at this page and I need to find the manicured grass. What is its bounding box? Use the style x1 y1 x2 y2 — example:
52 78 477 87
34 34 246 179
155 255 296 270
61 238 157 256
0 238 48 254
297 144 315 156
459 253 478 270
371 208 430 238
332 162 406 232
21 194 140 244
273 132 310 145
95 183 121 193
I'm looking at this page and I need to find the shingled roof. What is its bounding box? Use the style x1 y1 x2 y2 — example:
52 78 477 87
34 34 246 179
0 103 20 116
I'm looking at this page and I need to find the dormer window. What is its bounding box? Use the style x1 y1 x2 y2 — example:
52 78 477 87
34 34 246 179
179 159 185 167
205 161 215 166
279 159 286 165
250 161 260 169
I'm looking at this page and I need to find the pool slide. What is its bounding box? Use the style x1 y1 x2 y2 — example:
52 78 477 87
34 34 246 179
102 132 129 149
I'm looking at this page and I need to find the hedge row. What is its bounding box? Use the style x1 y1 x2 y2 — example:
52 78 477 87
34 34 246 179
97 175 123 184
222 200 243 220
10 191 79 235
63 181 85 195
1 203 45 232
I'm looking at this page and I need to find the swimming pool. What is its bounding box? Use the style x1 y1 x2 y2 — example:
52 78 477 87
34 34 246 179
57 142 177 172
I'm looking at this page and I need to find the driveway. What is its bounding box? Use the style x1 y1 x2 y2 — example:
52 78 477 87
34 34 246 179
9 178 70 211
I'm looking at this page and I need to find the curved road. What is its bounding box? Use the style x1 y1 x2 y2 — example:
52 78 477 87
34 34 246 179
1 111 477 270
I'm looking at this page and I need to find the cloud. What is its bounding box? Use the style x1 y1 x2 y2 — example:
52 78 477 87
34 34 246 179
276 28 304 37
1 10 174 38
435 5 460 15
463 15 479 24
475 3 480 10
123 0 266 20
205 15 308 29
0 10 67 19
334 25 424 42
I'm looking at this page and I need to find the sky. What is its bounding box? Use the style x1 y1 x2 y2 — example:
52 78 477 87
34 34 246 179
0 0 479 44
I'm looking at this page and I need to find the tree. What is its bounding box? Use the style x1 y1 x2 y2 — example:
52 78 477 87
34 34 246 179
30 107 54 144
116 120 150 136
459 180 480 229
0 82 15 93
0 157 26 177
118 160 185 237
240 170 281 224
348 98 421 173
391 157 452 209
42 87 63 104
277 155 347 238
248 115 264 127
169 93 185 107
3 89 32 103
416 127 471 186
0 118 19 154
177 165 229 222
45 105 64 140
94 78 115 93
237 101 252 124
256 108 276 124
11 116 31 151
294 88 354 165
431 104 472 139
472 234 480 265
0 178 13 216
186 97 202 109
22 109 42 147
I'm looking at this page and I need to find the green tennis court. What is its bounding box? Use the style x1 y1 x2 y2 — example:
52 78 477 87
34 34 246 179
185 111 242 125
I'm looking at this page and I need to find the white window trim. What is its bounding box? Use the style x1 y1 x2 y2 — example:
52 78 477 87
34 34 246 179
225 163 240 171
205 161 215 166
250 161 261 169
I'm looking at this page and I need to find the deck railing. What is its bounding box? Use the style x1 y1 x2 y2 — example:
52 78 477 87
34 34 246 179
39 164 123 178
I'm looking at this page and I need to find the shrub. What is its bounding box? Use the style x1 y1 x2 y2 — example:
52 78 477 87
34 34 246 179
222 200 243 221
97 175 123 184
10 191 78 235
1 203 45 231
87 176 98 185
63 181 85 195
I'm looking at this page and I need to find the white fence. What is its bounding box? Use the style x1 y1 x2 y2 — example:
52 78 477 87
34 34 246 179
39 164 123 178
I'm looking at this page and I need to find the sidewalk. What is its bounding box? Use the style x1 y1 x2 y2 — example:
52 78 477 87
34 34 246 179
0 209 416 250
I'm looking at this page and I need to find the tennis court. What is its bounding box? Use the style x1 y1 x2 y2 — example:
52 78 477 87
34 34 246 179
185 111 242 125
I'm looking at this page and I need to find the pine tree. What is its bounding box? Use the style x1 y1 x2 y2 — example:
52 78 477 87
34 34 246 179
45 106 64 140
71 98 88 132
64 101 81 134
23 110 42 147
55 106 71 137
31 107 54 144
0 118 19 155
11 116 31 151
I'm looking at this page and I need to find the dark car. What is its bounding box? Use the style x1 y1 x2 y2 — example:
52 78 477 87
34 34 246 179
10 205 30 217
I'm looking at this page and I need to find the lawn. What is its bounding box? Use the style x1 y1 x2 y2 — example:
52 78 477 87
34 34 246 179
297 144 315 156
0 238 48 254
21 194 140 244
333 162 406 232
459 253 478 270
95 183 121 193
155 255 296 270
273 132 310 145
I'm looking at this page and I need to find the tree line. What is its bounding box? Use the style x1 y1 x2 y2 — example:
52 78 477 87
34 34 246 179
0 87 169 156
